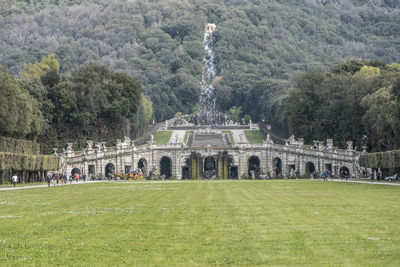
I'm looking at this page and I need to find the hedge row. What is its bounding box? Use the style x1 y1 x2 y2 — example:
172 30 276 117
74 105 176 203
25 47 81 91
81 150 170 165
0 152 59 171
0 137 40 154
359 150 400 169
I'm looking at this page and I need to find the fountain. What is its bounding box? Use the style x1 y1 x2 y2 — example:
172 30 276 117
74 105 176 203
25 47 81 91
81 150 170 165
198 23 218 125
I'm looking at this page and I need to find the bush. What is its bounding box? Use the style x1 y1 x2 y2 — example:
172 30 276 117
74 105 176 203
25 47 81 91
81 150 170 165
241 173 250 180
91 173 104 180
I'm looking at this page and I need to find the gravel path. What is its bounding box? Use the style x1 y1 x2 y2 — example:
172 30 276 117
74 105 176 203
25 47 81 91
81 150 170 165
170 130 186 143
1 178 398 191
0 180 102 191
329 179 400 186
231 130 249 144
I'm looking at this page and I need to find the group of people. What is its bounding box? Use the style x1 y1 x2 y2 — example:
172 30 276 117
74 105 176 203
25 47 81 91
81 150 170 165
46 172 86 187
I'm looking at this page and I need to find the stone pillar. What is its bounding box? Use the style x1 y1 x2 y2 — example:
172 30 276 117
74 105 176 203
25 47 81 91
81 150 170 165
238 150 248 178
265 146 273 175
190 152 202 180
175 152 181 179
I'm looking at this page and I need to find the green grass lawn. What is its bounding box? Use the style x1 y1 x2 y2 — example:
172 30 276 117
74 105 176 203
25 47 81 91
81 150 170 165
183 130 194 144
222 130 235 146
244 130 264 144
153 131 172 144
0 181 399 266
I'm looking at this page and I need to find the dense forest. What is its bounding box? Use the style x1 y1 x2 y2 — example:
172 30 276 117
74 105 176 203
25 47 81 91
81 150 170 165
1 0 400 152
287 60 400 152
0 55 150 153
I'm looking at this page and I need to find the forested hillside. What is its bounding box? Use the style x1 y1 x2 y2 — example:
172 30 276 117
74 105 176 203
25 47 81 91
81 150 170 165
1 0 399 122
1 0 400 151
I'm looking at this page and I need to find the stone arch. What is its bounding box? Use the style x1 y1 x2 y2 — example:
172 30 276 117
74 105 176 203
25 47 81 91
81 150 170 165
138 158 148 176
340 166 350 178
248 156 260 175
305 162 315 174
160 156 172 179
71 168 81 176
105 163 115 179
272 157 282 176
204 156 217 179
181 157 190 180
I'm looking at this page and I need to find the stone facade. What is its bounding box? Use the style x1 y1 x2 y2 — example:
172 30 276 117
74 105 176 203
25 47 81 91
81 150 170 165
59 135 360 179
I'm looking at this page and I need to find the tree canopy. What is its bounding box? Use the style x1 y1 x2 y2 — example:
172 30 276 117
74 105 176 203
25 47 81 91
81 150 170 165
1 0 399 125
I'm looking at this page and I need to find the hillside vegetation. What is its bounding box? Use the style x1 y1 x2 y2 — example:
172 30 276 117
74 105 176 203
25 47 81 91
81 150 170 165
1 0 400 151
1 1 399 120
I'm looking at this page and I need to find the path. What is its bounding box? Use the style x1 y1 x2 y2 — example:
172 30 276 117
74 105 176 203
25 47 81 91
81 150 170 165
231 130 249 144
170 130 186 143
0 180 102 191
329 179 400 186
2 179 399 192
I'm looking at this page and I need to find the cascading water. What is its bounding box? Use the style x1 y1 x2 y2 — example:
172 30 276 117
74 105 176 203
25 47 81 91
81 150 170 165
198 24 217 125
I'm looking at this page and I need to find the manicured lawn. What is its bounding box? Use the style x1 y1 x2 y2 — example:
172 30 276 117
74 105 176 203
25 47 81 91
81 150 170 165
222 130 235 146
153 131 172 144
0 181 399 266
244 130 264 144
183 130 194 144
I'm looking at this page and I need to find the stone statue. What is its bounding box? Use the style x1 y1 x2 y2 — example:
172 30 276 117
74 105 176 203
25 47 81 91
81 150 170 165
66 143 73 152
346 141 353 151
298 138 304 148
266 134 274 144
86 141 93 151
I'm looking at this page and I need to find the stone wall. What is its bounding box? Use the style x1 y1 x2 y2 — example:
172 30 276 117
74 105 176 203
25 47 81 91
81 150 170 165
61 141 358 180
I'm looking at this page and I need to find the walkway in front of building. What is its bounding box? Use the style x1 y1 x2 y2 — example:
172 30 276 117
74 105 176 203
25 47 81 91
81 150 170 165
0 180 102 191
1 179 399 192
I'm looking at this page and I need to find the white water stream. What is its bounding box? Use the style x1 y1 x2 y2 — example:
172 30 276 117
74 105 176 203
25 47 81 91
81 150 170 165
198 31 217 125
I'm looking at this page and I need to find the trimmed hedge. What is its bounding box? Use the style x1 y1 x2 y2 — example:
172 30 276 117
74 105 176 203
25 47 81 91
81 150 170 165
359 150 400 169
0 152 59 171
0 137 40 154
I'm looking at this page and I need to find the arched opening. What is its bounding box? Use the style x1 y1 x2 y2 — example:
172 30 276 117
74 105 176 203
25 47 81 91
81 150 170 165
204 156 216 179
182 167 190 179
272 157 282 176
105 163 115 179
248 156 260 176
305 162 315 174
230 166 238 179
160 156 172 179
71 168 81 176
138 158 147 176
340 166 350 179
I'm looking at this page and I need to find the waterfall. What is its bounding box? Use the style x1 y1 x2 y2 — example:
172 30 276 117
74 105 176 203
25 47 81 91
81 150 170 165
198 25 217 125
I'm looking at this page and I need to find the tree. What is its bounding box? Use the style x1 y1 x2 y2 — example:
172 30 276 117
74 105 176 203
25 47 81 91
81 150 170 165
286 69 325 142
229 106 242 122
0 66 42 139
361 87 398 151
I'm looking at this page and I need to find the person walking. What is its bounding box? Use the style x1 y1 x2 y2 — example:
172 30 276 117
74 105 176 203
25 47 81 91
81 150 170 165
11 173 18 187
47 174 51 187
324 170 329 181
